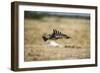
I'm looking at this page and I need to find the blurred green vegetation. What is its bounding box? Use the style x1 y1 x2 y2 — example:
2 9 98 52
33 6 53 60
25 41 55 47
24 11 45 19
24 11 90 20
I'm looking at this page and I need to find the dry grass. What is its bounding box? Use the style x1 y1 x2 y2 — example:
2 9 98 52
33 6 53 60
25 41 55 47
24 16 90 61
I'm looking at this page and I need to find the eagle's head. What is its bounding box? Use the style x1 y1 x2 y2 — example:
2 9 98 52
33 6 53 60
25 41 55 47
42 33 50 41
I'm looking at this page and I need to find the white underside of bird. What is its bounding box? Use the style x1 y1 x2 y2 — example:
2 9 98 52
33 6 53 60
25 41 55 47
45 40 63 47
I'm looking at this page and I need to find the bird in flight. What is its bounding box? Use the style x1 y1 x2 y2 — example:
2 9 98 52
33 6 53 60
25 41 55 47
42 29 71 41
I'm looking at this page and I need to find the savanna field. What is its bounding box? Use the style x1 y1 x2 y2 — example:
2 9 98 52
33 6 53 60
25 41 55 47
24 15 90 61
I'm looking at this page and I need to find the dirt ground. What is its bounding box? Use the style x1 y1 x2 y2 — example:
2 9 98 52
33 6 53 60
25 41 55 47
24 16 90 61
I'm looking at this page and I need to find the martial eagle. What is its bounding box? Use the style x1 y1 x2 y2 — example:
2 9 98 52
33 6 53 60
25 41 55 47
42 29 71 41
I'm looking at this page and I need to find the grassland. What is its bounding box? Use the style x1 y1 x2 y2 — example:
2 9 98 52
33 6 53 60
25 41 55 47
24 15 90 61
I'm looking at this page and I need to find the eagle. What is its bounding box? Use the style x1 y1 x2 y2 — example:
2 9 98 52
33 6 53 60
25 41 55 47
42 29 71 41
